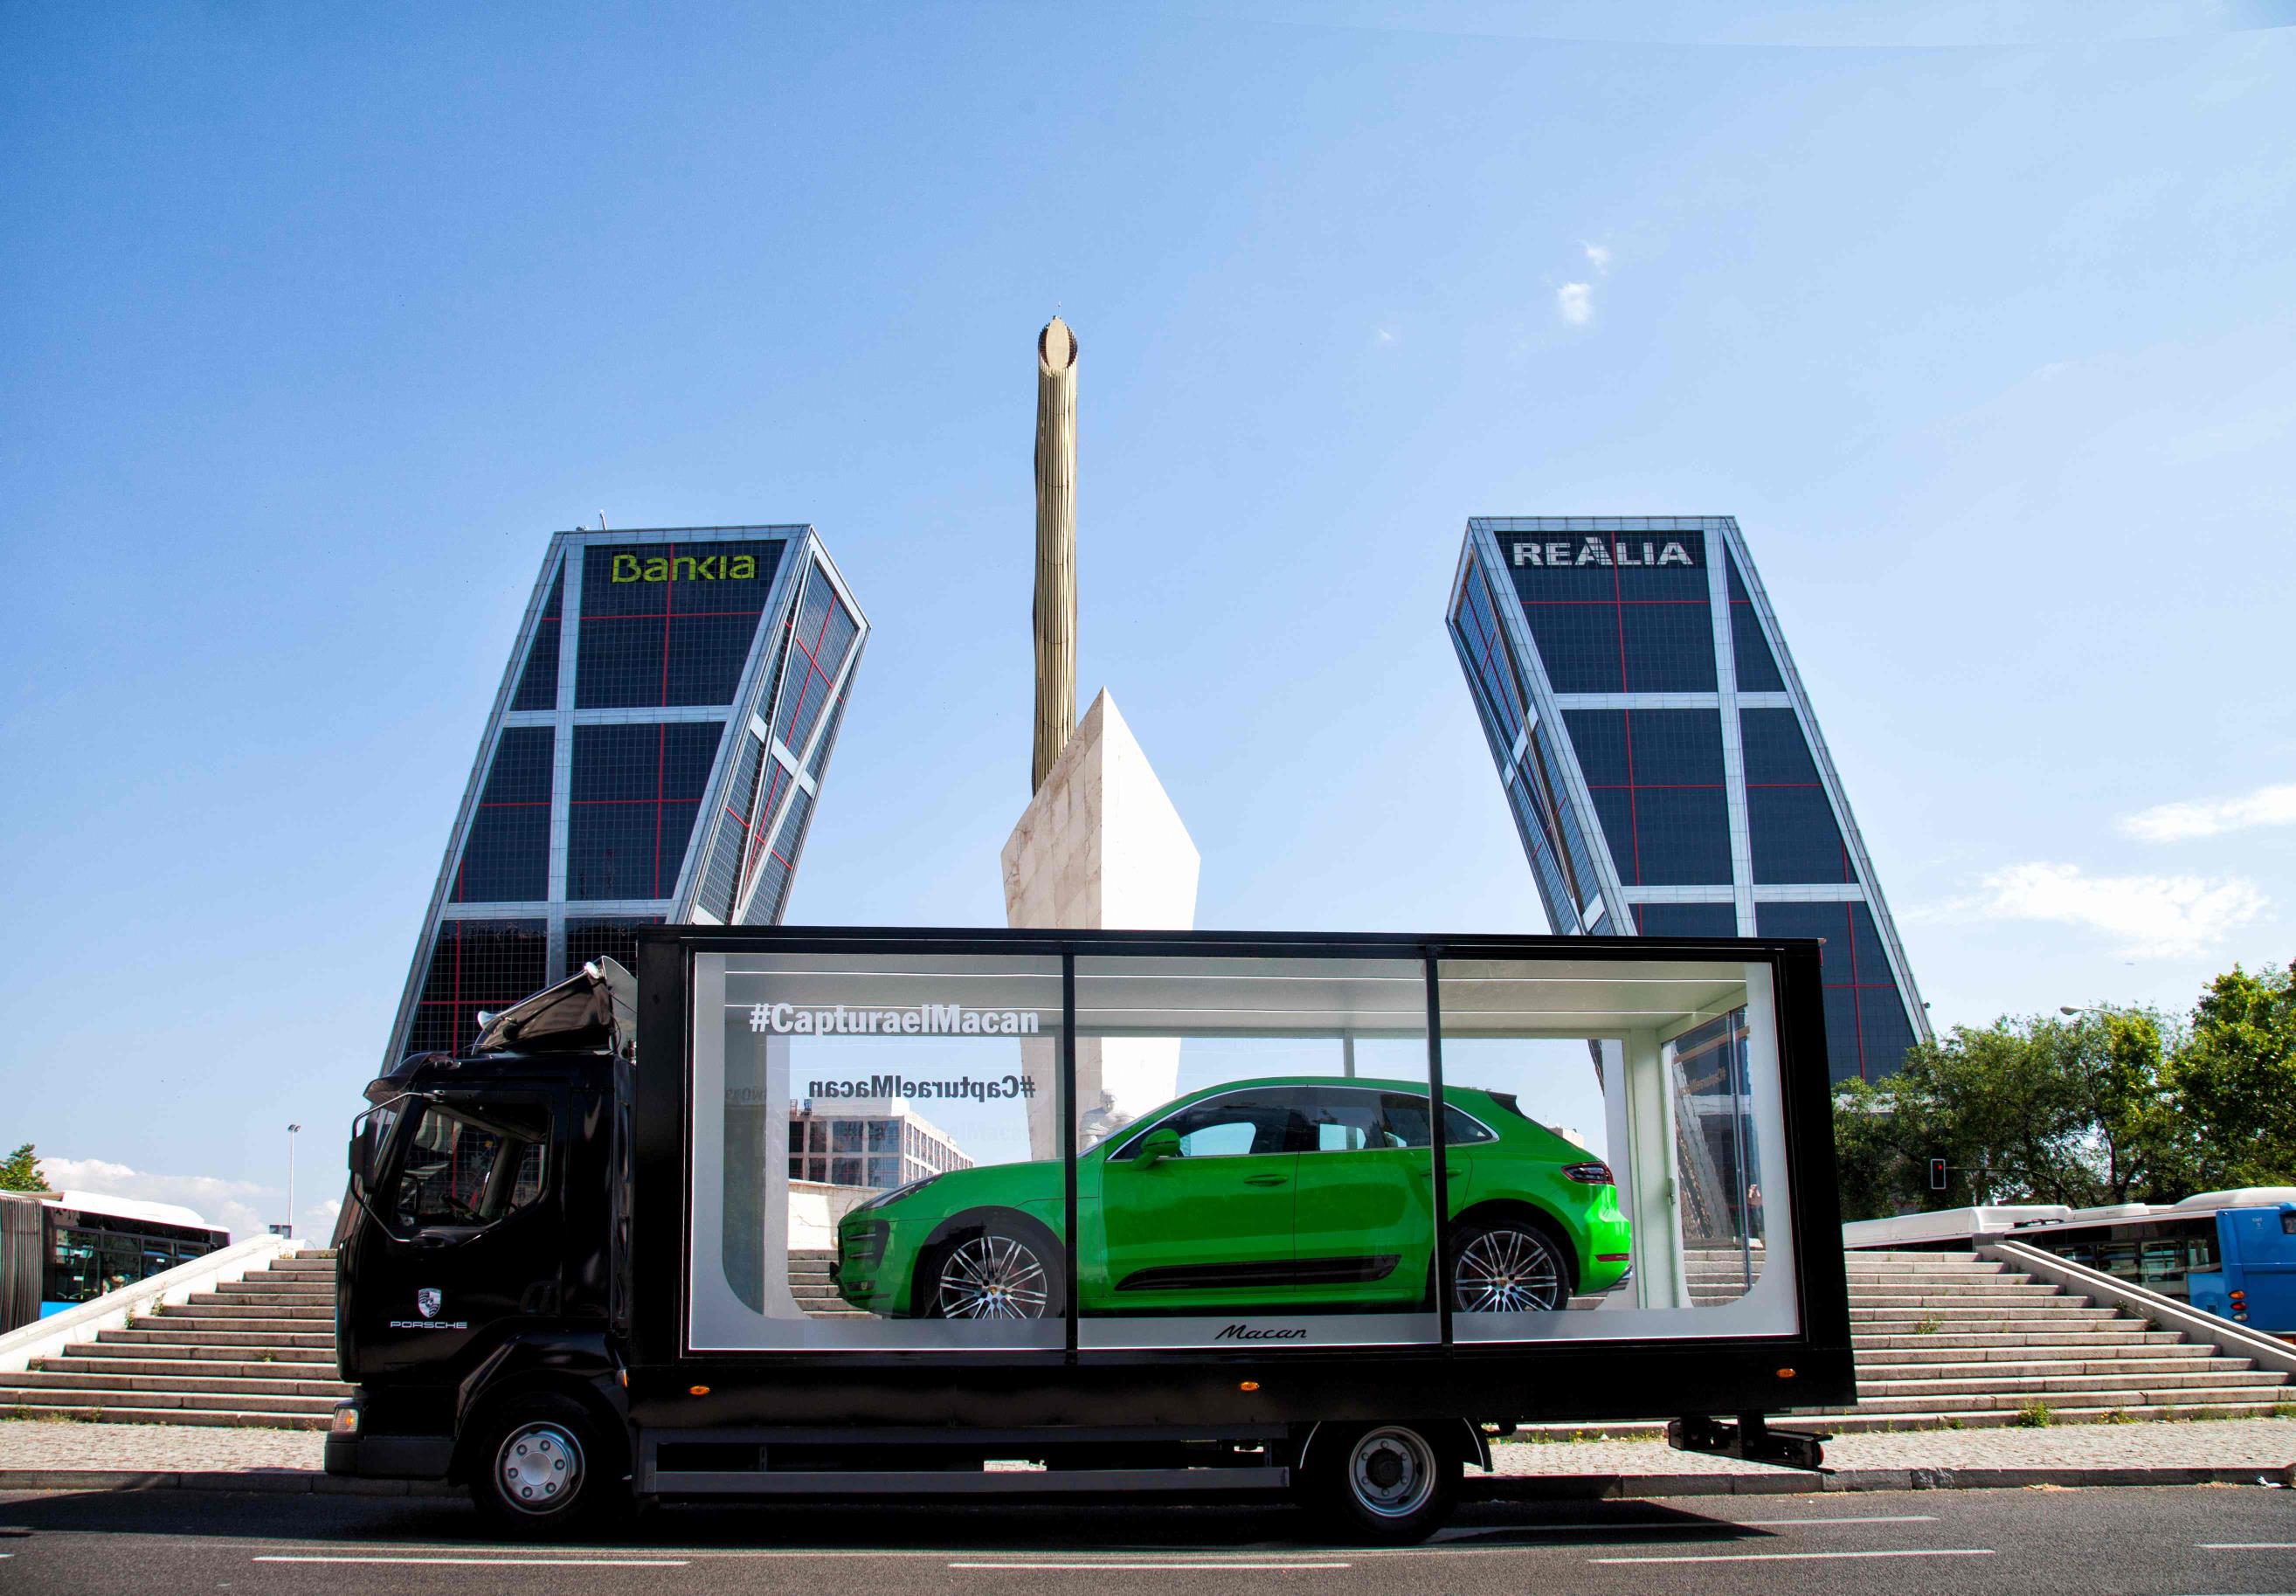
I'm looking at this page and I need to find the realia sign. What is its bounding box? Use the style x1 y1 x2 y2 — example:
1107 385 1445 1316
1511 535 1698 570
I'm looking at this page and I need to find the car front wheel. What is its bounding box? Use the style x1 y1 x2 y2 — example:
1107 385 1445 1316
927 1225 1062 1320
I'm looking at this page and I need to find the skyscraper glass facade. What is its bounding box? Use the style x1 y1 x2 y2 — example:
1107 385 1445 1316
386 525 868 1066
1447 516 1927 1083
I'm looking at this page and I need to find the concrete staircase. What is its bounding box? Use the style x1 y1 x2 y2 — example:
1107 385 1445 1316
0 1251 343 1431
1805 1248 2294 1431
792 1249 868 1318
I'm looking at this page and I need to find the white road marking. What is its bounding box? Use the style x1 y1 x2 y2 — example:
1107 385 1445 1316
1735 1514 1940 1526
2199 1544 2296 1551
950 1562 1352 1571
1593 1547 1997 1565
254 1555 688 1566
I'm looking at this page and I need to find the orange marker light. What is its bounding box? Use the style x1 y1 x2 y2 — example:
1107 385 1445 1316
1776 1368 1796 1379
1239 1381 1261 1392
688 1385 711 1397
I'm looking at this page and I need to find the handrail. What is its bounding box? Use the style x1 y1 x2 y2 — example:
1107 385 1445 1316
1980 1237 2296 1378
0 1233 301 1374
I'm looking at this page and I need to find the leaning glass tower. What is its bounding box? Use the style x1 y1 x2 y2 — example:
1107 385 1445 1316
1446 515 1926 1083
384 524 867 1066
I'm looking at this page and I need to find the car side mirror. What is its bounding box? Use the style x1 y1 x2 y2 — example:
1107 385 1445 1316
1133 1129 1182 1167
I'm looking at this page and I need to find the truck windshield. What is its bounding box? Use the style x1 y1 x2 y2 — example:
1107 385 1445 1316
392 1103 550 1232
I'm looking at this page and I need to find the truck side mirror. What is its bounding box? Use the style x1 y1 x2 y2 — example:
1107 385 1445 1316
1133 1129 1182 1167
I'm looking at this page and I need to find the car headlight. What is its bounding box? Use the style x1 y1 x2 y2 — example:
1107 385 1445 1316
853 1173 944 1214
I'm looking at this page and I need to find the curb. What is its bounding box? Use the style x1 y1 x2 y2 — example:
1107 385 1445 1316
0 1468 458 1497
0 1463 2286 1500
1476 1462 2295 1499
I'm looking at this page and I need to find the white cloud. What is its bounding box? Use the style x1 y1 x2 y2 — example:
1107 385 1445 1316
1920 861 2268 959
2120 782 2296 842
40 1156 273 1242
1583 242 1612 273
1555 282 1594 326
1373 328 1395 344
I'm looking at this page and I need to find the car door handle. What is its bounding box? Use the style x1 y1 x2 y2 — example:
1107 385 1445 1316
1242 1175 1289 1186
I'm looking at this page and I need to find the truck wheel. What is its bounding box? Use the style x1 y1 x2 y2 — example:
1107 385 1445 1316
926 1223 1062 1320
1449 1216 1568 1313
1306 1421 1457 1543
470 1394 626 1537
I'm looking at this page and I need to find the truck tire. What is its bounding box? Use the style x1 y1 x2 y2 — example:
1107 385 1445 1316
469 1393 627 1537
1304 1420 1458 1544
923 1219 1064 1321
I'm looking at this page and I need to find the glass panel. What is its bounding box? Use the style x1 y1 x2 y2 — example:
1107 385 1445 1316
391 1103 549 1230
1075 955 1435 1351
1437 956 1798 1343
689 950 1064 1351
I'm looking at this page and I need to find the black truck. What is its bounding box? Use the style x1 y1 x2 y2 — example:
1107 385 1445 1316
328 926 1850 1539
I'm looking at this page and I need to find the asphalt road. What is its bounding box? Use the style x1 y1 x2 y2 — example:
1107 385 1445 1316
1 1484 2293 1595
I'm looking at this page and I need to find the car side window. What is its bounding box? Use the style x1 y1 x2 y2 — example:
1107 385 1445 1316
1297 1088 1402 1153
1155 1095 1296 1157
391 1104 550 1231
1379 1094 1496 1148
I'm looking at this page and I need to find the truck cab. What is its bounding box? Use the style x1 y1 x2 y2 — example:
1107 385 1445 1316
328 964 632 1509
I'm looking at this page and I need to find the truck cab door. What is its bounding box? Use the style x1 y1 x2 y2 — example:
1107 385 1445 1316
347 1093 563 1380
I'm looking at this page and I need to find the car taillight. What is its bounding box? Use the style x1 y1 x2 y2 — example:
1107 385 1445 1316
1562 1161 1614 1185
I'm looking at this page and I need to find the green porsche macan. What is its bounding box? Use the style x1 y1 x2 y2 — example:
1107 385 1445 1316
833 1077 1632 1320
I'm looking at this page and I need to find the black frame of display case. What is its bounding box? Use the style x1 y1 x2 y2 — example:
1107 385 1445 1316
628 925 1850 1434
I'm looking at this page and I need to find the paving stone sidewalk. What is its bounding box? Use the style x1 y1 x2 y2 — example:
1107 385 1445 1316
1494 1416 2296 1478
3 1416 2291 1486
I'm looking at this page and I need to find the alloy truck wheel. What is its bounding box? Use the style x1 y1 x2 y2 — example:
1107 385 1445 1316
929 1226 1061 1320
1449 1219 1567 1313
471 1396 624 1537
1307 1421 1457 1543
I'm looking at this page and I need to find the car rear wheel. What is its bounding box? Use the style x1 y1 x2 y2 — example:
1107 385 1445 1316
927 1225 1062 1320
1449 1217 1569 1313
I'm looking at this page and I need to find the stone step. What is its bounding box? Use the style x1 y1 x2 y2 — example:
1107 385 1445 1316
1857 1367 2276 1399
1850 1307 2120 1324
1857 1328 2185 1351
1819 1399 2296 1431
99 1327 335 1351
135 1314 335 1336
1819 1381 2289 1416
67 1338 335 1365
35 1354 341 1382
3 1367 353 1399
159 1302 335 1322
1857 1343 2226 1368
210 1282 336 1299
1845 1286 2066 1295
0 1383 339 1418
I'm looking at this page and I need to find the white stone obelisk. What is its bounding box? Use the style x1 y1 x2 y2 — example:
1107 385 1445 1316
1006 319 1200 1157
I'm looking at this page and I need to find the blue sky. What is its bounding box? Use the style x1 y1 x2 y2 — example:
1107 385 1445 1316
3 3 2291 1237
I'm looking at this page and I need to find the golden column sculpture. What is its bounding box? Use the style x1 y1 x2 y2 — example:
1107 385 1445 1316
1031 316 1079 794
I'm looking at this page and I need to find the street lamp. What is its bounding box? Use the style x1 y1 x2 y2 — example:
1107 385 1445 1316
287 1123 301 1240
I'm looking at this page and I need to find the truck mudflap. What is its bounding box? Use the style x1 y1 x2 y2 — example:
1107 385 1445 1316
1667 1413 1829 1472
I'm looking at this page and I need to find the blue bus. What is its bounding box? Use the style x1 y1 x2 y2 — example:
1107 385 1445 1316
2009 1190 2296 1340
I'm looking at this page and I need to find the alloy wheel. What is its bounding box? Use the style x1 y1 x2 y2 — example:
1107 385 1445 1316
936 1233 1051 1319
1452 1226 1564 1312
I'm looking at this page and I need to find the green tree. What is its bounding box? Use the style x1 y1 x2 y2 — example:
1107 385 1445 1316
2164 962 2296 1192
0 1143 48 1193
1830 1006 2177 1217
